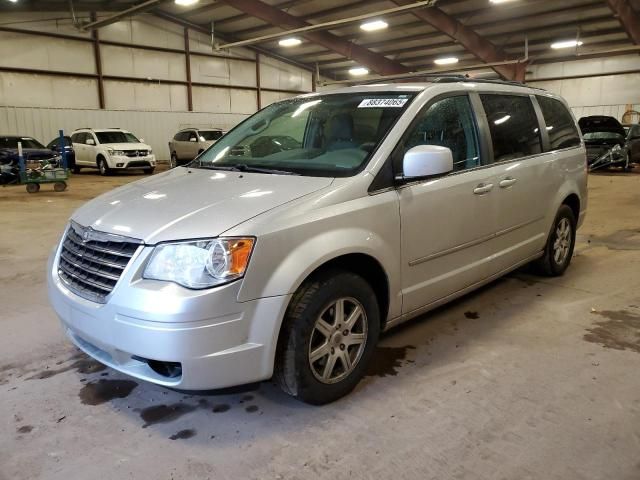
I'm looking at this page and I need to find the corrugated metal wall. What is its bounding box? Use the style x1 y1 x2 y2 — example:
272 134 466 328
0 13 313 160
527 55 640 122
0 106 249 160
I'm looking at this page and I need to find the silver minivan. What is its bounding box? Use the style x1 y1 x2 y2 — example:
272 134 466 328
48 80 587 404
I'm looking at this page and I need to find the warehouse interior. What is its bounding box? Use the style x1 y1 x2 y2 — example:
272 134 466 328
1 0 639 479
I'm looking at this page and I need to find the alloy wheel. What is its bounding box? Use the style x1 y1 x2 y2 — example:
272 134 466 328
308 297 368 384
553 217 571 265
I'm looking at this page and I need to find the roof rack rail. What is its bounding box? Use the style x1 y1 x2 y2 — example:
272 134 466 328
356 73 545 90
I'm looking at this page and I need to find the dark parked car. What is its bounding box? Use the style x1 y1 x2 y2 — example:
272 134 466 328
578 116 630 170
47 136 77 172
622 124 640 164
0 135 61 184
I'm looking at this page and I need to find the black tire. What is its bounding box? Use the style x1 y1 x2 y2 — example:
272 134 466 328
97 157 110 176
26 183 40 193
532 205 576 276
144 167 155 175
274 270 380 405
54 181 67 192
170 152 178 169
73 165 81 174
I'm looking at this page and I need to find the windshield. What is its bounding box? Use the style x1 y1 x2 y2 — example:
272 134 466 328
583 132 624 142
200 130 224 141
194 92 416 177
0 137 45 149
96 131 140 144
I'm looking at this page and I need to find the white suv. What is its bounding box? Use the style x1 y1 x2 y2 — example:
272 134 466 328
70 128 156 175
49 79 587 404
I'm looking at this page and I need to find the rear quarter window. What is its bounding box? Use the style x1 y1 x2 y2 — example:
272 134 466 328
536 96 581 150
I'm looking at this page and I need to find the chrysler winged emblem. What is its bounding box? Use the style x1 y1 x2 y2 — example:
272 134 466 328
82 230 91 242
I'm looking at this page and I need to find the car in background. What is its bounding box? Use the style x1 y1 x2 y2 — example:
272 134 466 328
622 124 640 164
0 135 61 184
46 136 76 172
168 128 225 167
578 116 630 170
70 128 156 175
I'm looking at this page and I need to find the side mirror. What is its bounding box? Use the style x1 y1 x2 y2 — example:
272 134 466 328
86 138 95 145
139 138 145 143
400 145 453 181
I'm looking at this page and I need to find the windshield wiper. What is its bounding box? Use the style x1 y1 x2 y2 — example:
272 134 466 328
196 163 299 175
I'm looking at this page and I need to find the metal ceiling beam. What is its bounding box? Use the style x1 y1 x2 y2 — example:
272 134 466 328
215 0 437 50
151 10 315 72
214 0 409 75
605 0 640 44
79 0 164 30
314 19 622 69
212 0 305 26
388 0 525 81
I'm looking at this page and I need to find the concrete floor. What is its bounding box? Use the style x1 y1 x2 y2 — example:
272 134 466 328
1 168 639 480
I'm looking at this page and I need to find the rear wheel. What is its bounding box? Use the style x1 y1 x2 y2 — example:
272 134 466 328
532 205 576 276
53 181 67 192
97 157 110 176
275 270 380 405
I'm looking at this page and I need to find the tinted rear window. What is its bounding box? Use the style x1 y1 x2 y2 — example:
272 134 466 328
481 94 542 162
537 96 581 150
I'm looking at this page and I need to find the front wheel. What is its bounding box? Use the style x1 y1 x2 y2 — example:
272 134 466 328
532 205 576 276
275 270 380 405
170 152 178 169
144 167 155 175
97 157 110 176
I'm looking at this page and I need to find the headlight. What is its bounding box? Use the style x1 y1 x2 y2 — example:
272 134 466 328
108 148 126 156
143 237 255 289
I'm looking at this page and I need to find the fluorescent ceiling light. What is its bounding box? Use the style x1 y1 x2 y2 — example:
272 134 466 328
551 40 584 49
279 37 302 47
490 0 517 3
175 0 199 5
349 67 369 76
434 57 459 65
360 20 388 32
494 115 511 125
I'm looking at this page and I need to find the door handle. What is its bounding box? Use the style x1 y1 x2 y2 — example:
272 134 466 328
473 183 494 195
499 177 518 188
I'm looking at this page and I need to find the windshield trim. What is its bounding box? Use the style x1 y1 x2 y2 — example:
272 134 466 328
189 92 418 178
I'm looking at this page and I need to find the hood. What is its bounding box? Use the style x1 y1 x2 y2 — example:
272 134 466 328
71 167 334 243
102 142 151 150
578 116 626 136
0 148 58 161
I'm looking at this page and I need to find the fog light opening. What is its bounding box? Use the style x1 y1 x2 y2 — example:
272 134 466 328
133 356 182 378
116 163 124 167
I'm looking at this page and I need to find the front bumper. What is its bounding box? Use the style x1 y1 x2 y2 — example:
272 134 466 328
109 154 156 169
47 241 291 390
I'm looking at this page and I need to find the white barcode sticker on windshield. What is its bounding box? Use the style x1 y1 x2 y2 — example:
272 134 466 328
358 98 408 108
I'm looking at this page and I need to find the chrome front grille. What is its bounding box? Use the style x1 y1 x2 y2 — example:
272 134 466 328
57 223 142 303
125 150 149 157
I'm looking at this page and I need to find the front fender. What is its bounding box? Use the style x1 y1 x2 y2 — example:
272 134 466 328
235 190 402 320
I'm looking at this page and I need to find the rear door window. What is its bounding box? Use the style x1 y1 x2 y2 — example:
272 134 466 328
536 96 581 150
480 94 542 162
